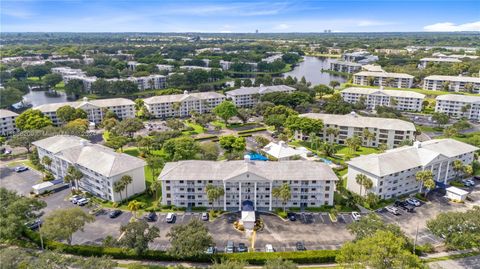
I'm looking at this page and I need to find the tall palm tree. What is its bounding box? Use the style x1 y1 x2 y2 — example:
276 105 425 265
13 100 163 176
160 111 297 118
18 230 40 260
272 183 291 212
355 174 368 196
346 136 361 154
149 180 162 202
121 175 133 201
308 132 319 151
415 170 434 195
66 165 83 189
362 177 373 195
452 160 464 180
42 156 52 169
326 128 339 143
321 142 337 157
205 184 225 209
362 129 375 147
127 200 142 218
113 180 126 202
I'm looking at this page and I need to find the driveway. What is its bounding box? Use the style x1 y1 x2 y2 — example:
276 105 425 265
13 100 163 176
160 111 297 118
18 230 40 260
428 254 480 269
0 165 42 195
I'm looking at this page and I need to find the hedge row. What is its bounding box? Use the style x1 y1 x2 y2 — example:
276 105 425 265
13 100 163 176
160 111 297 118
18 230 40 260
24 230 338 264
237 127 267 134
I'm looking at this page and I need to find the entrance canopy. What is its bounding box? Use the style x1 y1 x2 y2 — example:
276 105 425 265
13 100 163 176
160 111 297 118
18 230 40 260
242 200 254 211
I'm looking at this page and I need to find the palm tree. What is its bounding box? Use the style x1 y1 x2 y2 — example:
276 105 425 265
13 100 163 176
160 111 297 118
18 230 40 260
452 160 464 179
378 143 388 153
362 177 373 195
415 170 434 195
149 180 162 202
205 184 225 209
308 132 319 151
272 183 291 212
462 165 473 179
321 142 337 157
66 165 83 189
127 200 142 218
113 181 126 202
172 102 182 116
346 135 361 154
362 129 375 147
42 156 52 169
326 127 339 143
121 175 133 201
355 174 368 196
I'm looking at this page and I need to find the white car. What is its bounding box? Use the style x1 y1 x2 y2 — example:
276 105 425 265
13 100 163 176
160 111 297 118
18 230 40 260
166 213 176 223
76 198 89 206
70 195 83 204
265 244 275 253
351 212 361 221
462 179 475 187
385 206 399 215
406 198 421 207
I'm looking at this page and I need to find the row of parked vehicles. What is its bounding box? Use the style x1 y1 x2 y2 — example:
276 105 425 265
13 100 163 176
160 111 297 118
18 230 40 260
385 198 422 215
208 241 306 254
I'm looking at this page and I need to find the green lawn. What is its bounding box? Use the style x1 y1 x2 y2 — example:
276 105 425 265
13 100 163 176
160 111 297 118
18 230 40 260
416 125 444 133
6 159 36 169
183 121 205 135
27 76 40 81
336 145 380 159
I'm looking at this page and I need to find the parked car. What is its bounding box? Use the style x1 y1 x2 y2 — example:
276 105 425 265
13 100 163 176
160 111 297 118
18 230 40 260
14 166 28 173
89 207 105 216
144 212 157 222
351 211 361 221
69 195 82 203
385 206 400 215
287 212 296 221
109 210 122 218
295 241 306 251
205 246 217 254
265 244 275 252
394 200 414 212
166 213 176 223
227 215 236 223
462 179 475 187
201 212 209 221
406 198 421 207
225 241 235 253
76 198 90 206
473 175 480 180
25 219 43 230
237 243 248 252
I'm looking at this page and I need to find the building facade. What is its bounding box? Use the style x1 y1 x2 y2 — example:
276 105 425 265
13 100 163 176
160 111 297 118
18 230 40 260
329 60 362 73
144 91 226 118
423 75 480 93
340 87 425 111
297 113 416 149
347 139 478 199
159 159 338 211
33 135 146 202
418 58 461 69
353 71 414 88
34 97 135 125
435 94 480 121
0 109 19 137
226 85 296 107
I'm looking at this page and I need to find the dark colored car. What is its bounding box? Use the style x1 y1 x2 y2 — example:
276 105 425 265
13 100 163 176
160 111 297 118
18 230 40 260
144 212 157 222
227 215 236 223
296 241 306 251
109 210 123 218
394 200 415 212
237 243 248 252
287 212 296 221
25 219 43 230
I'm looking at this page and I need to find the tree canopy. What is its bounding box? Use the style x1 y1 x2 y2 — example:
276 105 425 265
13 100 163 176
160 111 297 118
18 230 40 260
167 218 214 258
41 207 95 245
15 109 52 131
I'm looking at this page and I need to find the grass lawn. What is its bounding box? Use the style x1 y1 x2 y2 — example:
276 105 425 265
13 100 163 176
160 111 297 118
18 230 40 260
6 159 36 169
54 81 65 91
416 125 443 133
211 120 227 129
183 121 205 135
336 145 380 159
27 76 40 81
102 131 111 142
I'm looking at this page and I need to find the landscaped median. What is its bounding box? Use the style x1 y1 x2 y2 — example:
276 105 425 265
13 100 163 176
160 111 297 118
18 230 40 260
24 229 338 265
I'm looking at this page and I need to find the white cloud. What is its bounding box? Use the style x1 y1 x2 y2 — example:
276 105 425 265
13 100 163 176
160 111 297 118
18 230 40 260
274 23 290 30
423 21 480 32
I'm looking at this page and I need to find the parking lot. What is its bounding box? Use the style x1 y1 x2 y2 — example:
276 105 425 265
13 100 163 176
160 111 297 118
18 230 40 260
0 165 42 195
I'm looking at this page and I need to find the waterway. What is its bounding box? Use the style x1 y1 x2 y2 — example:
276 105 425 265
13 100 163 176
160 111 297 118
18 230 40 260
22 90 68 107
284 56 347 86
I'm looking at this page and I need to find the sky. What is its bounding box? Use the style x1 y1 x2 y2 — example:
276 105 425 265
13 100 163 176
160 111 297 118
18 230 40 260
1 0 480 33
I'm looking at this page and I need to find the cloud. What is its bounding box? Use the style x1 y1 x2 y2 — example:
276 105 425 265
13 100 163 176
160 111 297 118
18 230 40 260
274 23 290 30
162 2 288 16
423 21 480 32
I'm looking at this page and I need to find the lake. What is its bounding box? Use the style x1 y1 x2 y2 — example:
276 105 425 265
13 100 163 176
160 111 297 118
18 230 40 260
22 90 68 107
284 56 347 86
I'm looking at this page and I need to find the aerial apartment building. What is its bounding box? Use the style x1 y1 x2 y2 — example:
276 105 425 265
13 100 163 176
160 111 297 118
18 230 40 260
296 112 416 149
226 85 296 107
34 97 135 125
347 139 478 199
353 71 414 88
0 109 19 137
423 75 480 93
329 60 362 73
159 159 338 211
418 57 461 69
435 94 480 121
341 87 425 111
33 135 146 202
143 91 226 118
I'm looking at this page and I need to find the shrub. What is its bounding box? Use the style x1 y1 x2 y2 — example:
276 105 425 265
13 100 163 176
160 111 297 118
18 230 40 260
237 127 267 135
225 250 338 265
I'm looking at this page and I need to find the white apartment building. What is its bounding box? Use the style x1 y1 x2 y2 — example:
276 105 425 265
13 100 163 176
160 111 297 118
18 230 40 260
423 75 480 93
297 113 416 149
144 91 226 118
341 87 425 111
435 94 480 121
63 75 97 93
342 51 378 64
418 58 461 69
219 60 232 71
159 159 338 211
226 85 296 107
34 97 135 125
347 139 478 199
156 64 174 71
33 135 146 202
0 109 19 137
353 71 414 88
329 60 362 73
51 67 86 77
179 66 212 71
130 75 167 91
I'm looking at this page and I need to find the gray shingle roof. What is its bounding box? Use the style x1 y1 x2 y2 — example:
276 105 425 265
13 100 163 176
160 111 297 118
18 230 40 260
33 135 146 177
300 113 416 131
143 92 225 104
354 71 414 79
0 109 19 118
341 87 425 99
436 94 480 103
424 75 480 83
159 160 338 182
34 98 134 113
347 139 479 177
226 85 296 96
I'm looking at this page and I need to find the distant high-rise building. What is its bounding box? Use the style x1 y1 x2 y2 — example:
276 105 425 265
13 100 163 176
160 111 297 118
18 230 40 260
255 29 259 34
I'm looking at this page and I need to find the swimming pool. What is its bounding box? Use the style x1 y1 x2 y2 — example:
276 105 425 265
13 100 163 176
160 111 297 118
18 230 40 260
319 157 333 165
247 152 268 161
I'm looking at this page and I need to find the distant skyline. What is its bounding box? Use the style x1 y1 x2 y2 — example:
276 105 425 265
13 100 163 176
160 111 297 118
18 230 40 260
2 0 479 33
